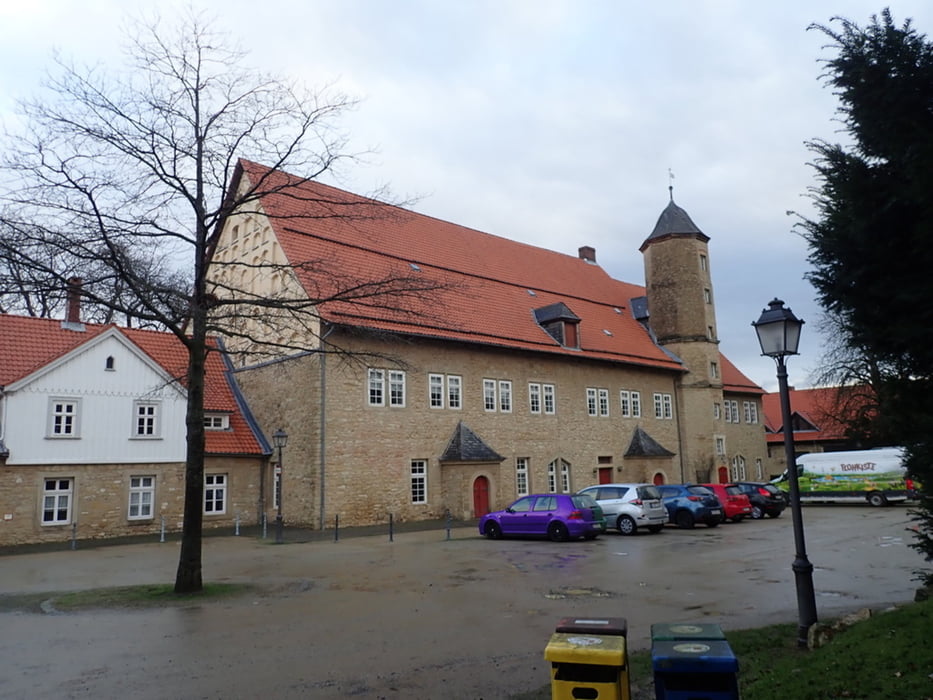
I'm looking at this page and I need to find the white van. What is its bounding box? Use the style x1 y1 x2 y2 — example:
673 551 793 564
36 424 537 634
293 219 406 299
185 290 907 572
773 447 918 506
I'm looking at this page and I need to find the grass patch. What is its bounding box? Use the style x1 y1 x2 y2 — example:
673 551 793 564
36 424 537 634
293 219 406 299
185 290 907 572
0 582 253 613
512 600 933 699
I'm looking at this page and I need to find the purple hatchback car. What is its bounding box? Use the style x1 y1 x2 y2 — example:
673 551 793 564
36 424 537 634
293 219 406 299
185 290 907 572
479 493 606 542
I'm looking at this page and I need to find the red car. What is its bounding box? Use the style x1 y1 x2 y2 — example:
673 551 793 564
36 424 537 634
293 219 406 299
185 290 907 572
699 483 752 522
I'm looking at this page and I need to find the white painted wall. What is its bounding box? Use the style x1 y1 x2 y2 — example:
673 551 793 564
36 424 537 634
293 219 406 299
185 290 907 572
3 330 188 465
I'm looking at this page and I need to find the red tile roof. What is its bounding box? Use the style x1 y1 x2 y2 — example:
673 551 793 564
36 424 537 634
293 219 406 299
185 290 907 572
0 314 264 456
761 386 874 445
237 160 756 381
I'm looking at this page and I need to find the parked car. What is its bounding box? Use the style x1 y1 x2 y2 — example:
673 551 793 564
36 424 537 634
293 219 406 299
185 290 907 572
657 484 724 528
479 493 607 541
732 481 788 519
699 483 753 522
576 483 667 535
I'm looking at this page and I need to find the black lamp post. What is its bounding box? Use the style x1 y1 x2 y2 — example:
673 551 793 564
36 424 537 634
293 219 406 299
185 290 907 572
272 428 288 544
753 298 818 647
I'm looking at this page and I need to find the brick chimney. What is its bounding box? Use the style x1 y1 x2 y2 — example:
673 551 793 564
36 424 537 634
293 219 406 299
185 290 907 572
62 277 85 331
578 246 596 263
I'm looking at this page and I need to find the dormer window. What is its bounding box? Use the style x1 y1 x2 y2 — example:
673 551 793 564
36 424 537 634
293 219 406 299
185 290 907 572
204 413 230 430
534 302 581 349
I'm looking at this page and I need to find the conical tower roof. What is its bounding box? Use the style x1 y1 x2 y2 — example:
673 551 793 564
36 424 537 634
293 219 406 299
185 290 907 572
640 199 708 251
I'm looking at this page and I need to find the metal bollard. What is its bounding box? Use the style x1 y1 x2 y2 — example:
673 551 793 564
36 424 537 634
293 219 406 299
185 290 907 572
160 515 166 543
389 513 394 542
71 522 77 550
261 513 267 540
445 509 452 541
334 514 339 542
234 512 240 536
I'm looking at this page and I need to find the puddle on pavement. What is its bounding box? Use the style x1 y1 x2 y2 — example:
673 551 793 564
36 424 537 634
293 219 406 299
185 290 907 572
544 586 616 600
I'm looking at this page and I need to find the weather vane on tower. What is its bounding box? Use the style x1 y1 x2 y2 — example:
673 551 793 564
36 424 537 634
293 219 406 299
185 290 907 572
668 168 675 201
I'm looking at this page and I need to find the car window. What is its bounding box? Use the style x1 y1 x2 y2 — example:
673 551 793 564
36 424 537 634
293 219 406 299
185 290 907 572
658 486 676 497
599 487 625 499
762 484 782 495
725 486 742 496
572 495 598 509
688 486 713 496
638 485 662 500
533 496 557 511
509 497 533 513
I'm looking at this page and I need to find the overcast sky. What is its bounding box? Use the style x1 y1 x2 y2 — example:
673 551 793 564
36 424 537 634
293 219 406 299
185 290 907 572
1 1 929 392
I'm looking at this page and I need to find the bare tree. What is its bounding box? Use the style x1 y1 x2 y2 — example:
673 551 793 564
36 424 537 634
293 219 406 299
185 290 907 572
0 10 446 593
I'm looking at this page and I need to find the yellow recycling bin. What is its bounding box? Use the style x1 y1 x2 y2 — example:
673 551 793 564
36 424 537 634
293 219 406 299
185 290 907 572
544 632 630 700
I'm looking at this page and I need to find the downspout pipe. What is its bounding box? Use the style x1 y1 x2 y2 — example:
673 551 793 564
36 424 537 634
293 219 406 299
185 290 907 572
319 324 335 530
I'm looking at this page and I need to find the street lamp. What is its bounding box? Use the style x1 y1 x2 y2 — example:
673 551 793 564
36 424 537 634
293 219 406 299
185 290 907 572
272 428 288 544
753 298 818 648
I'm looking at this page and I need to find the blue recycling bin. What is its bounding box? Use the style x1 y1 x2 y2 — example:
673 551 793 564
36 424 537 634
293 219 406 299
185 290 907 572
651 639 739 700
650 622 725 642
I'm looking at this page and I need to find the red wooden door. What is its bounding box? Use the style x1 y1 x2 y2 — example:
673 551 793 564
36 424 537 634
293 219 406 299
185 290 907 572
598 467 613 484
473 476 490 517
718 466 729 483
653 472 665 486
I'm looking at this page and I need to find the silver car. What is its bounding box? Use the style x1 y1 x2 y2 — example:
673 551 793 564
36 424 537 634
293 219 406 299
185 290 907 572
575 483 667 535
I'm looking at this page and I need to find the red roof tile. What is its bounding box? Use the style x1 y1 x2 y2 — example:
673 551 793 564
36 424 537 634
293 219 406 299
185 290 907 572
762 386 874 445
0 314 264 456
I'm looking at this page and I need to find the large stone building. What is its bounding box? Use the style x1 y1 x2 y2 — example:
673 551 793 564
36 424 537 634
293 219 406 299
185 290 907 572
207 160 768 529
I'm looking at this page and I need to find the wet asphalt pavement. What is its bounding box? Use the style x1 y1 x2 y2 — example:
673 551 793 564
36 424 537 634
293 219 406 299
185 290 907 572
0 505 923 699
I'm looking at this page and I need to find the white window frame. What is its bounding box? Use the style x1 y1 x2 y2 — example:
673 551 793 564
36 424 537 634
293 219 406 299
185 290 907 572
368 368 385 406
204 414 230 430
204 474 227 514
484 379 497 412
586 388 598 416
528 383 541 414
48 398 80 438
713 402 721 420
128 475 155 520
654 393 673 420
133 400 161 438
547 461 557 493
743 401 759 424
715 435 726 457
447 375 462 409
429 374 444 408
631 391 642 418
516 457 529 497
498 380 512 413
598 389 609 417
388 370 406 407
410 459 427 504
755 458 764 480
42 478 74 525
620 390 631 417
710 361 719 380
543 384 555 414
560 461 571 493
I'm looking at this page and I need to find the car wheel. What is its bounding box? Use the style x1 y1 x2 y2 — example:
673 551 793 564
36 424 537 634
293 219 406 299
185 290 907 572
484 521 502 539
731 515 744 523
548 521 570 542
868 492 887 507
617 515 637 536
766 510 782 518
647 525 664 533
675 510 695 529
750 505 764 520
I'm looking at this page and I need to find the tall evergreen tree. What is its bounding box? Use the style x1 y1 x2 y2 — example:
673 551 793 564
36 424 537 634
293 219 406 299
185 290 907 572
803 8 933 584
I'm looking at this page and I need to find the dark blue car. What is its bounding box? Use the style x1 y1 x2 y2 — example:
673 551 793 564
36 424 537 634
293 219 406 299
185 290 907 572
657 484 724 529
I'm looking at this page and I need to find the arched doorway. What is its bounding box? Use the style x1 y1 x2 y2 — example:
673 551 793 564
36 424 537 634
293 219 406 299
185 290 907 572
472 476 490 517
652 472 665 486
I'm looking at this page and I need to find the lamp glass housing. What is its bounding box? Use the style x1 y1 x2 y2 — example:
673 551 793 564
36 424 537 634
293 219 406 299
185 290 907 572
753 298 803 357
272 428 288 449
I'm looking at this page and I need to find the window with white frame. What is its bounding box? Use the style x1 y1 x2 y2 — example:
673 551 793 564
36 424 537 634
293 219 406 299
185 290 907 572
204 474 227 514
710 361 719 380
429 374 444 408
700 253 708 272
715 435 726 457
410 459 427 503
498 380 512 413
755 458 763 480
204 414 230 430
653 393 673 420
547 461 557 492
560 460 571 493
543 384 556 414
631 391 642 417
516 457 529 497
620 390 631 417
713 402 721 420
743 401 759 424
128 476 155 520
586 388 598 416
731 455 747 481
529 383 541 414
368 368 385 406
447 375 461 409
484 379 497 411
724 400 739 423
388 370 406 407
133 401 160 437
42 478 73 525
598 389 610 417
48 398 79 437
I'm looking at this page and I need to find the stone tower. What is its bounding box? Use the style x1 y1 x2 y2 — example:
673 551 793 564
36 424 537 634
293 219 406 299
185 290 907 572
640 197 721 482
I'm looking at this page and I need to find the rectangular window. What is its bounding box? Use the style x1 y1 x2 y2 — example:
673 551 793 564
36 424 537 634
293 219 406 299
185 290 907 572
700 254 708 272
713 402 721 420
204 474 227 514
528 383 541 414
42 478 73 525
204 414 230 430
725 400 740 423
128 476 155 520
755 458 763 480
586 388 598 416
498 381 512 413
654 393 663 419
620 390 631 417
543 384 555 414
411 459 427 503
715 436 726 457
547 462 557 493
429 374 444 408
631 391 642 418
704 288 712 304
388 370 406 407
560 462 571 493
134 401 160 437
368 368 385 406
447 375 461 409
484 379 497 411
49 398 79 437
516 457 529 497
652 393 673 419
743 401 759 424
710 361 719 379
598 389 609 417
